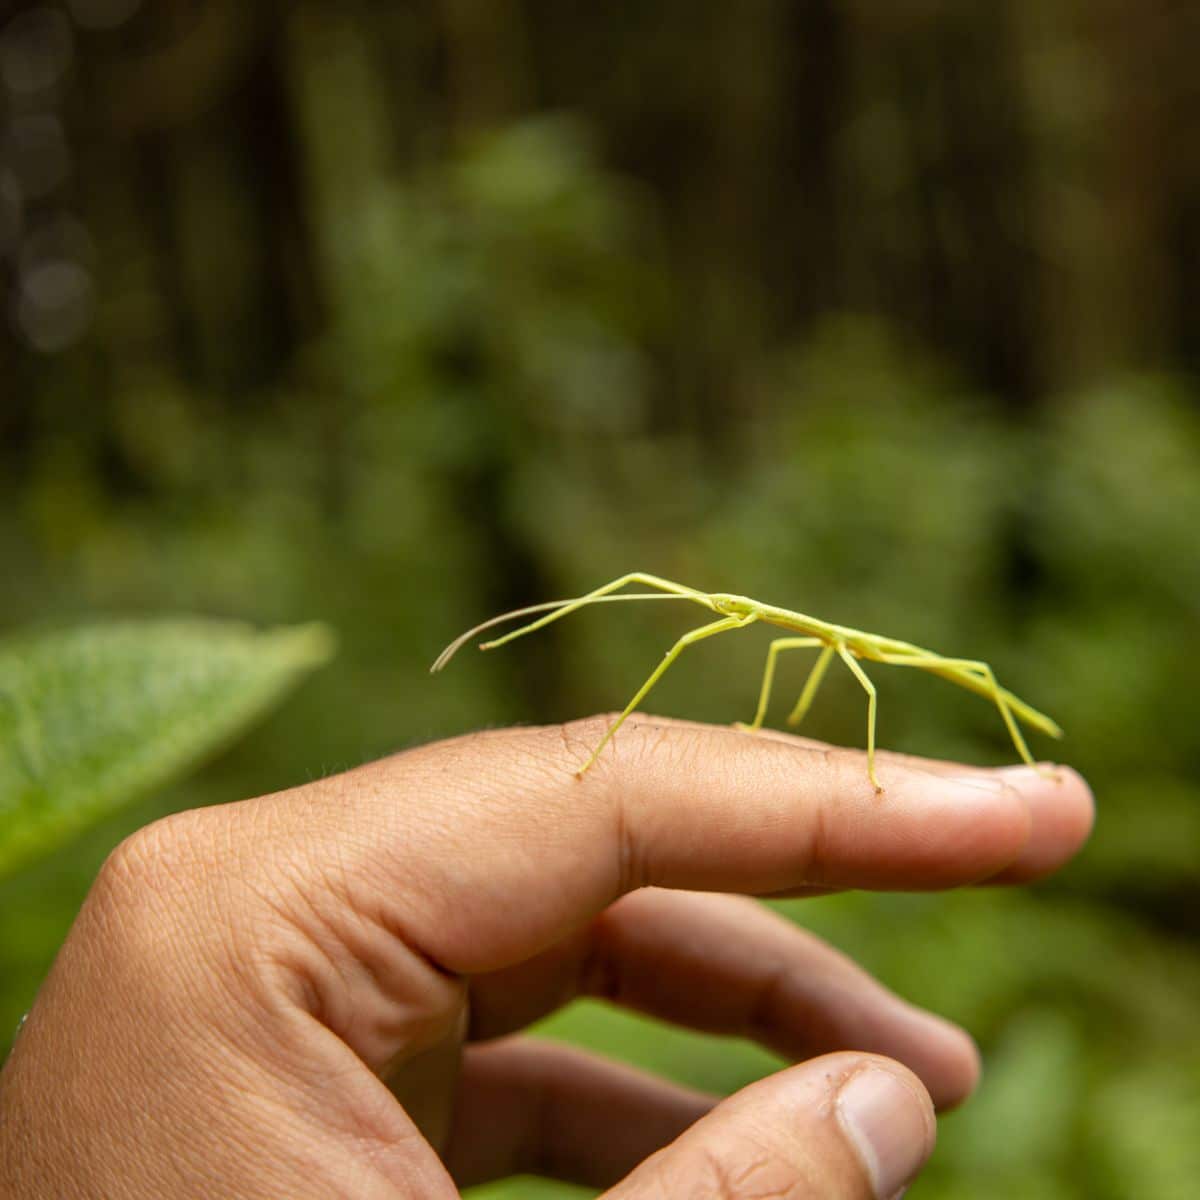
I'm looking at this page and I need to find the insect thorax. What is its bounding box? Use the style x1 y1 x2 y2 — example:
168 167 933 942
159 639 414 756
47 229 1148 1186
709 594 757 617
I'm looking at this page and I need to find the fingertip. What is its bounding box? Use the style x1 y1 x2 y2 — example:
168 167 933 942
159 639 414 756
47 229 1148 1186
748 1051 935 1135
833 1057 937 1199
744 1051 938 1180
874 998 981 1112
978 763 1095 884
956 1026 983 1100
875 769 1034 888
614 1051 938 1200
1053 764 1096 836
925 1021 981 1111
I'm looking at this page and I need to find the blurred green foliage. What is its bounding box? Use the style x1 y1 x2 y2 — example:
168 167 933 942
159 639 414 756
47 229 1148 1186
0 619 332 878
3 5 1200 1196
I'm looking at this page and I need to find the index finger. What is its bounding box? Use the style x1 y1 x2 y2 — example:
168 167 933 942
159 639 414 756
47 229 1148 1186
268 715 1092 975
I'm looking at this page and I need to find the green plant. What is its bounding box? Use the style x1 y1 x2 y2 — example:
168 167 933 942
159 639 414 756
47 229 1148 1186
0 619 334 880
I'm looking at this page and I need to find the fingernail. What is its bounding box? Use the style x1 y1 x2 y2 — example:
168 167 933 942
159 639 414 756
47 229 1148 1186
837 1067 934 1199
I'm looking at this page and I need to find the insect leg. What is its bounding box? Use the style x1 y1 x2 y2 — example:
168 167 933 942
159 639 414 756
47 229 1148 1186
736 638 823 732
481 573 713 653
786 643 836 729
836 644 882 792
577 613 757 775
875 652 1038 768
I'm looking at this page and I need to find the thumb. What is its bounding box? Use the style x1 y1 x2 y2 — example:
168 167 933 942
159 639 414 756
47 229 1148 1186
603 1053 936 1200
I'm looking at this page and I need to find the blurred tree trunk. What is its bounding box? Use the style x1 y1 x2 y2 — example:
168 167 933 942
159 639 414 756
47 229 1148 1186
686 0 784 445
440 0 529 135
283 1 403 394
773 0 850 328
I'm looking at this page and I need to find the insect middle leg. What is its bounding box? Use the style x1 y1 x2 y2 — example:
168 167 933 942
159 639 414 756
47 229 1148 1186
482 573 711 652
786 643 836 729
736 637 824 732
578 613 757 775
836 644 882 792
875 652 1038 768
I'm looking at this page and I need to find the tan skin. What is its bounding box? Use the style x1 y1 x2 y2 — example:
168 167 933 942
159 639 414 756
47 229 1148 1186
0 716 1094 1199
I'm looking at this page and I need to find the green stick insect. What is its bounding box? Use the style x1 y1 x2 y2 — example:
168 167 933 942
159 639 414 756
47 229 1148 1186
432 572 1063 791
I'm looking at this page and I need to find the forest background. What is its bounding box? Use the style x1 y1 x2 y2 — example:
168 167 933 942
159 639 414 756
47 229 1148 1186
2 3 1199 1196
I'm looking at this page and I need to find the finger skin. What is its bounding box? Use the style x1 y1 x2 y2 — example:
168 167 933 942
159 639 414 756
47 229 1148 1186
603 1052 936 1200
469 889 980 1109
730 723 1096 884
444 1038 716 1188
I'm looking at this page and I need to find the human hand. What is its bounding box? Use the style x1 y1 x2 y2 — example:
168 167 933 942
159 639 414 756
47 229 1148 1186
0 716 1093 1198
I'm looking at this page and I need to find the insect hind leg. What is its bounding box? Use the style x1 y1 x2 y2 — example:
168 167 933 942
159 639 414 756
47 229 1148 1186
876 651 1039 769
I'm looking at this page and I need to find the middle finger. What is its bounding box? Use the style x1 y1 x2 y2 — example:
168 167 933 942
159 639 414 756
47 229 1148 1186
467 888 979 1109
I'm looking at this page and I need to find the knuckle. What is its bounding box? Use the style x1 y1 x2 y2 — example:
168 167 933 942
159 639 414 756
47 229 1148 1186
557 711 706 782
557 711 650 763
91 809 322 1014
97 809 214 902
93 807 284 960
86 815 229 998
485 717 615 795
642 720 697 769
557 713 616 764
555 714 653 892
613 784 646 895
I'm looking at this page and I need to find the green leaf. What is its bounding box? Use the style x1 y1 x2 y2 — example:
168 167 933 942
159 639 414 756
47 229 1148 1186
0 620 335 879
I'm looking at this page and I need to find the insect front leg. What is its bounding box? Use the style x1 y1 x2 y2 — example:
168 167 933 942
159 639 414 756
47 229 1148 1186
836 644 882 792
578 613 756 775
735 638 823 733
481 573 713 653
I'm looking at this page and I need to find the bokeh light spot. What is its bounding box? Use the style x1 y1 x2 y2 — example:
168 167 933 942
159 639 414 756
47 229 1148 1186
15 258 95 352
0 8 73 95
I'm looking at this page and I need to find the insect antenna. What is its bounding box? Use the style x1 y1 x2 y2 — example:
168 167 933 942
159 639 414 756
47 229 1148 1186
431 592 710 673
